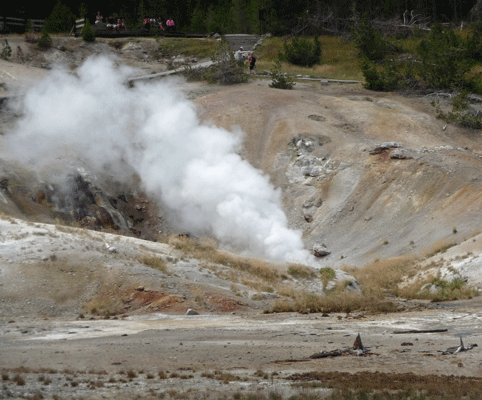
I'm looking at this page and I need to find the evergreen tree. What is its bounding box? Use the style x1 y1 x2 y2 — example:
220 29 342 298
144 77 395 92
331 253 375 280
78 2 88 18
82 19 96 42
190 1 206 33
44 0 75 33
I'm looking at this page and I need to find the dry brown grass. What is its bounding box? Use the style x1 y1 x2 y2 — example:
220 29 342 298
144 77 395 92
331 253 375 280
140 256 169 274
269 289 398 314
168 235 284 282
346 255 418 298
13 374 25 386
165 234 477 312
286 264 317 280
347 252 478 303
0 212 17 224
422 239 458 258
84 285 131 317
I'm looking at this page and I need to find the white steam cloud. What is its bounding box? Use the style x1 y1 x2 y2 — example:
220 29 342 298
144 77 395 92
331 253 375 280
5 57 314 264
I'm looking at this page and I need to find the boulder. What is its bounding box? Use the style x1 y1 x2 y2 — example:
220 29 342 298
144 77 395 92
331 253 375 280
313 244 330 258
324 269 362 295
186 309 200 315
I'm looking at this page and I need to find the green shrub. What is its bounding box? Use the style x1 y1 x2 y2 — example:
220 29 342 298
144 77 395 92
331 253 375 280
360 59 392 91
38 28 53 49
282 36 322 67
417 23 475 89
82 20 96 42
361 58 416 91
351 13 391 61
319 267 336 286
25 19 33 34
1 39 12 60
362 23 476 93
269 58 295 89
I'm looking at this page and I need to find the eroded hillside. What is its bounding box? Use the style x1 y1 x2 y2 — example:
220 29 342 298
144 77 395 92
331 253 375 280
196 83 482 268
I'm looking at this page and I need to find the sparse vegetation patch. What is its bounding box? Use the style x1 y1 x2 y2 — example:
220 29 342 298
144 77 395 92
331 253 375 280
140 256 168 274
319 267 336 286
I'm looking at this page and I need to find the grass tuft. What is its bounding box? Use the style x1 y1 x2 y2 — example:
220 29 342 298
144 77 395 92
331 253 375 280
13 374 25 386
140 256 169 274
287 264 317 280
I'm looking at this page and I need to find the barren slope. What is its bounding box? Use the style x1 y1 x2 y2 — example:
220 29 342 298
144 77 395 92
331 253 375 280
196 81 482 267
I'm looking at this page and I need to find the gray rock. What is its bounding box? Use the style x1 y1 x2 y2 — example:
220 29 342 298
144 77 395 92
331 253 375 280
172 57 186 67
323 269 361 295
303 196 323 209
369 142 403 155
121 42 142 51
295 138 315 153
308 114 326 122
313 244 330 258
390 149 413 159
336 270 362 295
303 213 313 222
186 309 200 315
105 243 117 253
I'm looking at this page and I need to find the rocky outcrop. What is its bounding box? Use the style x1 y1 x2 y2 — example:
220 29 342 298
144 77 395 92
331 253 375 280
324 269 362 295
369 142 403 155
0 161 164 240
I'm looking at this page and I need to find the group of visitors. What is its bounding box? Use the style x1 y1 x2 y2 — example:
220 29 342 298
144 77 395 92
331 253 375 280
234 46 257 74
95 12 126 30
144 17 175 32
94 11 174 33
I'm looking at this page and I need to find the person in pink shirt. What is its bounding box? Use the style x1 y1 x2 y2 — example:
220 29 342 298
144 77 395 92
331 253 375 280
166 18 175 33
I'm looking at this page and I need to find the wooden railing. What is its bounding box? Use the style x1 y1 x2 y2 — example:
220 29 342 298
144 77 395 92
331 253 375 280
0 16 44 33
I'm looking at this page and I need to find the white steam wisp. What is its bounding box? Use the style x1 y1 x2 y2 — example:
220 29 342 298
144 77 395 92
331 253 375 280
5 57 314 264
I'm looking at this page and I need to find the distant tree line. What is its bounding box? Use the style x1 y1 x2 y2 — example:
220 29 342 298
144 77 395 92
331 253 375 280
4 0 481 34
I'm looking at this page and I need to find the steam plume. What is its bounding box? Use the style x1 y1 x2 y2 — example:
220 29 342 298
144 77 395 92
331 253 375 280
5 57 314 264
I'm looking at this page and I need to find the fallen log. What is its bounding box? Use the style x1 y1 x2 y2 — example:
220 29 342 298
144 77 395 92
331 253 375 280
272 359 313 364
309 333 370 358
309 348 351 359
393 329 448 334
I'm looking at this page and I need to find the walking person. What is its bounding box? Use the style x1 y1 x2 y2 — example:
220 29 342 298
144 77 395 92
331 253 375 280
248 54 256 75
234 46 245 66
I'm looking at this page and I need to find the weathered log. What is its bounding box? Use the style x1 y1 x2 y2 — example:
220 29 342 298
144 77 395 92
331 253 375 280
309 348 351 359
393 329 448 334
